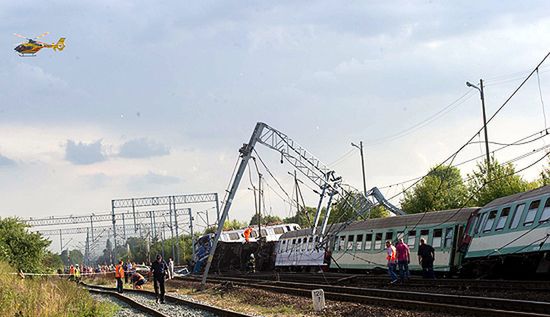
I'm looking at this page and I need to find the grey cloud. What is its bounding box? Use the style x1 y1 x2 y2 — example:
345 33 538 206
128 171 181 191
0 154 15 167
65 140 106 165
118 138 170 159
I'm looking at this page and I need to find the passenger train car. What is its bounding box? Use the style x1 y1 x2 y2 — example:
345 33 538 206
275 208 477 273
329 208 477 272
464 185 550 276
195 223 301 273
274 186 550 277
218 223 301 243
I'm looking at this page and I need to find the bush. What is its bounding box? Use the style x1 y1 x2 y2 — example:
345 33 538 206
0 262 118 317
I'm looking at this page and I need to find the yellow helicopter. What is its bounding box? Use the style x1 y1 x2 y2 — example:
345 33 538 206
13 32 65 56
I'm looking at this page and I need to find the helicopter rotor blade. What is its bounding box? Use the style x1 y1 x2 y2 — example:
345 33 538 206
13 33 29 39
34 32 49 39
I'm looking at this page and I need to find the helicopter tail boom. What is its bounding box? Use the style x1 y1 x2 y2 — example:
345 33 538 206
52 38 65 51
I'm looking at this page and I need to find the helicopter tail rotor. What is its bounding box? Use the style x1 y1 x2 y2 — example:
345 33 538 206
53 38 65 51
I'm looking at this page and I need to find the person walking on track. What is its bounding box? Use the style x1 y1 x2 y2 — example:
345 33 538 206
151 254 169 304
386 240 398 284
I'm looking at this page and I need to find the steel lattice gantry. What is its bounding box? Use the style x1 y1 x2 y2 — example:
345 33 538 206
111 193 219 263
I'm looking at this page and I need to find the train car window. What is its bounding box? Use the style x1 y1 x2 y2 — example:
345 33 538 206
420 230 429 244
540 199 550 223
251 230 258 238
524 200 540 226
356 234 363 250
229 233 239 240
483 210 498 232
286 226 291 232
408 231 416 249
365 233 373 250
339 236 345 251
261 229 268 236
478 212 489 235
347 235 354 250
510 204 525 229
281 240 286 253
473 214 482 234
444 227 453 248
375 233 383 249
432 229 442 248
274 227 284 234
385 232 393 242
495 207 510 231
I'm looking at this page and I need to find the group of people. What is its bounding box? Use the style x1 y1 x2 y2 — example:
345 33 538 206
386 238 435 283
114 255 173 304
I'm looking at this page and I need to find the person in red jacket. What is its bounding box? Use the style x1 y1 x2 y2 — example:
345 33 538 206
243 226 253 243
395 238 410 282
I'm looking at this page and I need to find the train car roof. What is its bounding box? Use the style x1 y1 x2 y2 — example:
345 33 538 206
280 208 478 239
483 185 550 209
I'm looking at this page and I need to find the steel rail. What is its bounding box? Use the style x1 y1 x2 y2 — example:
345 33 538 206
179 276 550 317
82 282 252 317
85 287 169 317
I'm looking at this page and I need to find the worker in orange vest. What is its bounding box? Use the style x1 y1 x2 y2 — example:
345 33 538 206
115 260 125 293
385 240 398 284
243 226 253 243
69 265 75 281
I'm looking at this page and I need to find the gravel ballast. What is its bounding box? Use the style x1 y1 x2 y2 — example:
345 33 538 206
91 294 153 317
124 292 218 317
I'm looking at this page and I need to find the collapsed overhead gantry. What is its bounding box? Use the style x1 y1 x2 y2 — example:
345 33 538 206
200 122 405 288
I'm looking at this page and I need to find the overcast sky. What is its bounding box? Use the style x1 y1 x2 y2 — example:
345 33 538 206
1 1 550 250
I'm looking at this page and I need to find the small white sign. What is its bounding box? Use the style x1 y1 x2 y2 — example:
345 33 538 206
311 289 325 312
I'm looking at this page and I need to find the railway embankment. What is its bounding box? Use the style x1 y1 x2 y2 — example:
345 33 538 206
0 262 117 317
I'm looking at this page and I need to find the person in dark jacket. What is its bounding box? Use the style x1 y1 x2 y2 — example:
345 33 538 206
417 238 435 279
150 254 169 303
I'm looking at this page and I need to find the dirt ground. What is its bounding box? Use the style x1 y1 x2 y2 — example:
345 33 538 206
163 279 465 317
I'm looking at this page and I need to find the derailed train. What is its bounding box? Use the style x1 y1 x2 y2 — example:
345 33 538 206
201 186 550 277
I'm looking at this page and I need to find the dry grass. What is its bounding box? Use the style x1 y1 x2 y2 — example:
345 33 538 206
0 262 117 317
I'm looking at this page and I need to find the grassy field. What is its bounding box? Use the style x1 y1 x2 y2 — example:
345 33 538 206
0 262 118 317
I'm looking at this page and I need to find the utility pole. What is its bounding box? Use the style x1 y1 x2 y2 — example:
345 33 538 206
111 200 117 249
189 208 195 263
258 173 263 238
169 206 175 262
351 141 367 196
467 79 491 175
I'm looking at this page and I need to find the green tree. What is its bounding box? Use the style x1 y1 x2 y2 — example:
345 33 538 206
466 159 531 206
0 218 51 272
400 165 468 214
42 251 64 270
328 191 388 224
224 219 247 230
283 206 316 227
249 214 282 226
537 159 550 186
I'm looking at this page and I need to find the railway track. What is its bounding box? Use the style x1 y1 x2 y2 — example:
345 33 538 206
83 283 252 317
85 287 169 317
177 275 550 317
215 272 550 292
